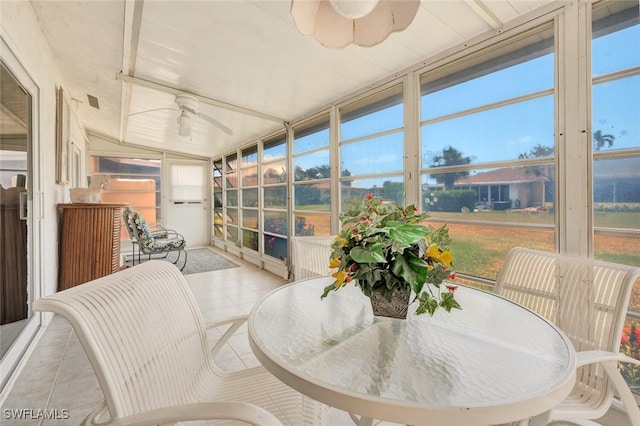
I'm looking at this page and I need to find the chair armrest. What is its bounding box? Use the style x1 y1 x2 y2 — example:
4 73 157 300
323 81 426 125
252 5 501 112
117 401 282 426
159 228 177 236
576 350 640 425
156 229 185 242
206 315 249 358
548 420 602 426
149 228 168 238
576 350 640 367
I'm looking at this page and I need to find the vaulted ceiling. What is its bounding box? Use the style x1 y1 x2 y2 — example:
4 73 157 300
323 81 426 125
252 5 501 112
30 0 555 158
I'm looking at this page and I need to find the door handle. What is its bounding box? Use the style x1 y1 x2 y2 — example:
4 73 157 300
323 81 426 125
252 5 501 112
19 191 29 220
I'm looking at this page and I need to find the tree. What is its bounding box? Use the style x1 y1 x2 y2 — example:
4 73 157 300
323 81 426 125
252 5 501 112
518 144 554 159
381 180 404 204
593 130 615 152
518 144 554 207
430 147 471 190
293 165 330 181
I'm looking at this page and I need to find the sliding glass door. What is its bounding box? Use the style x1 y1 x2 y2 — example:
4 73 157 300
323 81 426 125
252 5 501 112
0 42 40 390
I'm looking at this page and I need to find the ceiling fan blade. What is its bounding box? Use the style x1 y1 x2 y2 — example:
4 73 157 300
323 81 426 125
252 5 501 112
129 107 178 117
197 112 233 135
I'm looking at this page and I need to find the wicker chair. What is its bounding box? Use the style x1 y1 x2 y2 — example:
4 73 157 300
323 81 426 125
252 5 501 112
33 260 328 426
495 247 640 425
290 235 336 280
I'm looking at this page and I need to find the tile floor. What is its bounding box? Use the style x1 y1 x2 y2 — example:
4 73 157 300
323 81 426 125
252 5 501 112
0 249 387 426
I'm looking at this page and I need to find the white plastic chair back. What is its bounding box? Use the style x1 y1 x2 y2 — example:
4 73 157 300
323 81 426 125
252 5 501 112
33 260 327 425
36 261 209 419
495 247 640 422
291 236 336 280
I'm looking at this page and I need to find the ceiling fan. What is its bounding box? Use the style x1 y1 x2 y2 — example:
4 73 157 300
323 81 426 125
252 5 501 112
129 94 233 137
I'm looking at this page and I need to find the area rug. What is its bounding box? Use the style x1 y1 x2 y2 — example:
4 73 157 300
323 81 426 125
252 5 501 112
124 247 239 275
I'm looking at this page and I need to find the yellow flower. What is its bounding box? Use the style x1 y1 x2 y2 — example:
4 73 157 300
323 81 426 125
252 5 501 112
426 244 440 258
439 250 453 268
332 270 346 288
335 236 348 247
426 244 453 268
329 257 341 268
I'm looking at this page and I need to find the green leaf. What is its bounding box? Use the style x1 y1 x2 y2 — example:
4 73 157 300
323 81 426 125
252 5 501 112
386 221 428 245
428 263 453 286
416 292 439 316
321 283 336 299
439 292 462 312
350 243 387 263
357 264 383 291
391 252 428 292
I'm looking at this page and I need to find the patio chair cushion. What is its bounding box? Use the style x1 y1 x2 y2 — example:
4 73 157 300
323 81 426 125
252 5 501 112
148 235 186 251
129 210 185 252
131 210 154 240
123 206 168 241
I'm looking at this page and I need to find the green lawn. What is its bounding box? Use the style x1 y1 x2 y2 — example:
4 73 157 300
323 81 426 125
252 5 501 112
429 210 640 229
427 219 640 280
295 204 330 211
594 211 640 228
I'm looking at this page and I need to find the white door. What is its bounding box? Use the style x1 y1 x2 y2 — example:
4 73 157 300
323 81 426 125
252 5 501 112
165 160 209 247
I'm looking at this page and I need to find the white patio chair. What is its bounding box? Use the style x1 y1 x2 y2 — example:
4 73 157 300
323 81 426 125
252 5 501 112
290 235 336 280
495 247 640 425
33 260 327 425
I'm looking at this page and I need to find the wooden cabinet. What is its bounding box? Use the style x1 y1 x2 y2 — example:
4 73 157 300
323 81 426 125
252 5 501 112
58 203 127 290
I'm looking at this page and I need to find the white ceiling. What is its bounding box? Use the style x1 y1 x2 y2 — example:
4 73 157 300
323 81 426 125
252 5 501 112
29 0 554 158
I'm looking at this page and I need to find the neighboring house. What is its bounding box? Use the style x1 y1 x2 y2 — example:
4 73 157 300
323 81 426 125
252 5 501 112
424 166 552 210
454 167 551 210
424 158 640 211
594 157 640 204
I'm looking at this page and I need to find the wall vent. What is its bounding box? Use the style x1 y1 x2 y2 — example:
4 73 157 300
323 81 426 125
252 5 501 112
87 94 100 109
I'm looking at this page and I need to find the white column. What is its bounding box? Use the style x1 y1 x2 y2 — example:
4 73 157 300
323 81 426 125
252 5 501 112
404 73 421 209
557 0 592 256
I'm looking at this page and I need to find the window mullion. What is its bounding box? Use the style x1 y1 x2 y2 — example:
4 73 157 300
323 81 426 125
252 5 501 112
405 72 420 208
556 1 592 256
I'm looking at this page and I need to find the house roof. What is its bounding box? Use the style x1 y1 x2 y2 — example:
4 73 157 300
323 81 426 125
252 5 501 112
454 167 548 185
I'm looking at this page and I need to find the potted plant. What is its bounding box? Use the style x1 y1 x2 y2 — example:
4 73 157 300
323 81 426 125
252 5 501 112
322 194 460 318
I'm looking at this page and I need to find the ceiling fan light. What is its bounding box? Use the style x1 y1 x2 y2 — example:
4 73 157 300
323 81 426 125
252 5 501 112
291 0 420 49
329 0 379 19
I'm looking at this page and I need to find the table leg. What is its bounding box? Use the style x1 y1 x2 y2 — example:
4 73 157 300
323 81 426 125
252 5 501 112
349 412 374 426
529 411 551 426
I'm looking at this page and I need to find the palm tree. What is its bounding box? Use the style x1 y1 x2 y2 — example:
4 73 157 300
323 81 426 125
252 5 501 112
593 130 615 151
518 144 554 159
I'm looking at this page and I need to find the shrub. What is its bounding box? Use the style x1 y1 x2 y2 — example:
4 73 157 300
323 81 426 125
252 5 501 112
595 203 640 213
424 190 476 213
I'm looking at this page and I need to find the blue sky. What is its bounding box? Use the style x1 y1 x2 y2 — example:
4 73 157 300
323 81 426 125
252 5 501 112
292 21 639 189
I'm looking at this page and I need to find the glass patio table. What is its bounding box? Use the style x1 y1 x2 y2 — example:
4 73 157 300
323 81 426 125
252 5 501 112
248 276 576 426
